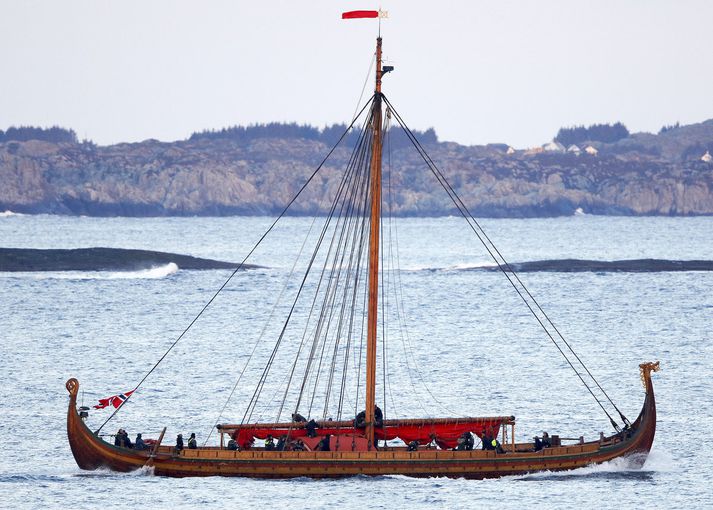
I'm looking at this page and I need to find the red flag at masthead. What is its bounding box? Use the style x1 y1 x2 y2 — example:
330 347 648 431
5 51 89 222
342 10 387 19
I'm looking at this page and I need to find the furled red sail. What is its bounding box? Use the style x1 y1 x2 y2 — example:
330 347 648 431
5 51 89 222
220 416 515 450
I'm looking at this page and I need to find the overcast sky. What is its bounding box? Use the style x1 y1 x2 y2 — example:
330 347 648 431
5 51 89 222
2 1 712 148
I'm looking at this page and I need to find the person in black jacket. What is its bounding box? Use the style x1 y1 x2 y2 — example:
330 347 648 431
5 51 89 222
316 434 331 451
187 433 197 449
481 431 494 450
374 405 384 427
456 431 474 451
134 433 147 451
175 434 184 452
264 435 276 451
114 429 133 449
305 419 318 438
276 435 287 451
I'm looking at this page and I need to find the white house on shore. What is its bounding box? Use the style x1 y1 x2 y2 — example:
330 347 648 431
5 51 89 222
506 146 516 155
567 144 581 154
702 151 712 163
543 141 566 152
585 145 598 156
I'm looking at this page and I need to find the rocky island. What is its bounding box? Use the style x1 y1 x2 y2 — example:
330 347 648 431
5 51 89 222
1 119 712 217
0 247 251 272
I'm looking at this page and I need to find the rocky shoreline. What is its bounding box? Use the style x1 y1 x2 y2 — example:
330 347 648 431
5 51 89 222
1 119 712 218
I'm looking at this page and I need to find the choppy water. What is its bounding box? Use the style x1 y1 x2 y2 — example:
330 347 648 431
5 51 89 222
1 214 712 509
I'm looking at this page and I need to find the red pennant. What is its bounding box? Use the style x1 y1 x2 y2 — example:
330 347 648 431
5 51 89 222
342 10 379 19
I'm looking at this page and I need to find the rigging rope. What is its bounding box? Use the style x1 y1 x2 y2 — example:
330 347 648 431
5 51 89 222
95 95 376 435
203 209 323 445
382 94 627 431
352 53 376 125
382 118 399 418
277 111 374 421
241 104 379 425
299 121 373 419
289 120 373 420
242 136 364 424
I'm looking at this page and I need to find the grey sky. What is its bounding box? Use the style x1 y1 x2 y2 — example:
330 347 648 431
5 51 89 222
2 0 712 148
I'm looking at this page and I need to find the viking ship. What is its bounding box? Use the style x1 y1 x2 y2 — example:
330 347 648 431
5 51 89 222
66 15 659 479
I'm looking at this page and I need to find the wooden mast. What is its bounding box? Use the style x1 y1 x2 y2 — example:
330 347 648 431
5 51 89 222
365 36 383 450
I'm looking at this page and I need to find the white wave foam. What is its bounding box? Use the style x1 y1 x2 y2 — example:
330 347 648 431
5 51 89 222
0 210 23 217
398 264 437 272
132 465 156 476
447 262 497 271
511 451 664 481
399 261 496 272
111 262 178 280
640 447 675 472
0 262 179 280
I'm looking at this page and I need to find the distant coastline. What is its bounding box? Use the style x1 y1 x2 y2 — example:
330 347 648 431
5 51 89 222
1 119 712 218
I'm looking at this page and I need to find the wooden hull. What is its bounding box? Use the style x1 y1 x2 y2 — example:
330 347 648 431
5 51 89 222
65 364 658 479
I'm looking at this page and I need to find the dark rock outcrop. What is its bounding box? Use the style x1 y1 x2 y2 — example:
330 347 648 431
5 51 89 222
0 247 250 272
478 259 713 273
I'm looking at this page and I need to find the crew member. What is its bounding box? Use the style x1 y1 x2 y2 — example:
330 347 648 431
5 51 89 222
115 429 132 449
354 410 366 428
534 436 543 451
491 437 505 454
134 433 147 451
305 419 318 438
265 434 275 451
317 434 331 451
481 432 494 450
374 405 384 427
456 431 474 451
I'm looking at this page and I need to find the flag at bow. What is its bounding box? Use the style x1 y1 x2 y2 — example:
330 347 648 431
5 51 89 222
94 389 135 409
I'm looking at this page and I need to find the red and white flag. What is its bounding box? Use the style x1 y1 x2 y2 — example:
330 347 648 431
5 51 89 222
94 389 135 409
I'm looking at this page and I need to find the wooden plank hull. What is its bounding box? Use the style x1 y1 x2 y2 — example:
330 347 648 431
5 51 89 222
65 365 657 479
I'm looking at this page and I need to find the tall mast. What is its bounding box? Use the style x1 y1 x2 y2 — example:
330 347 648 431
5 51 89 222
365 36 383 450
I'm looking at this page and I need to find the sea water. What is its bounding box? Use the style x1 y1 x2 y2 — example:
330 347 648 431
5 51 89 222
0 214 711 509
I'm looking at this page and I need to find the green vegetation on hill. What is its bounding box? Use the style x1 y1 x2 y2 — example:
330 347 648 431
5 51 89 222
0 126 77 144
555 122 630 146
189 122 438 150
